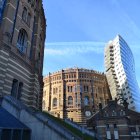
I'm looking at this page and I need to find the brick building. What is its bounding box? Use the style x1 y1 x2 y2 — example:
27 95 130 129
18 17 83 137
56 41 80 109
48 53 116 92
87 100 140 140
0 0 46 110
43 68 111 125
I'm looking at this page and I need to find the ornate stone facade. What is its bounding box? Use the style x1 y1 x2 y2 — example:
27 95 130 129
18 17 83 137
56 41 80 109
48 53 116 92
43 68 111 125
0 0 46 110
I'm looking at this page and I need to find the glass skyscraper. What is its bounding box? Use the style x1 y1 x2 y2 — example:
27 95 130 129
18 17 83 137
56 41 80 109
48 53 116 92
105 35 140 112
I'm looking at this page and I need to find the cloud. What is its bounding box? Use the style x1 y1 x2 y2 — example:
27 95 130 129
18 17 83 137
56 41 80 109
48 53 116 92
44 41 105 56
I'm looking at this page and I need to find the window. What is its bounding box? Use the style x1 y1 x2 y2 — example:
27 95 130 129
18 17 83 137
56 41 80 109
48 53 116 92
11 79 18 98
114 124 117 129
67 86 72 92
17 82 23 99
59 86 61 93
84 85 88 92
17 29 28 53
120 110 125 116
75 93 78 103
27 13 31 26
11 79 23 100
106 124 109 130
53 88 56 94
1 129 11 140
22 7 27 21
22 7 31 26
68 96 73 105
104 111 108 117
84 96 89 106
112 110 117 116
53 87 58 94
22 130 31 140
12 130 21 140
53 98 57 107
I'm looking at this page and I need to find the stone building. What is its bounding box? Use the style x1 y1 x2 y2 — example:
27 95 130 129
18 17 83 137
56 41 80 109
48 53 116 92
87 100 140 140
43 68 111 125
0 0 46 110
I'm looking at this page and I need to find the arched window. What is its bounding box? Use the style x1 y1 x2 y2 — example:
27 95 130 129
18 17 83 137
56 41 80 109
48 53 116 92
17 29 28 53
84 96 89 106
68 96 73 105
22 7 27 21
53 98 57 107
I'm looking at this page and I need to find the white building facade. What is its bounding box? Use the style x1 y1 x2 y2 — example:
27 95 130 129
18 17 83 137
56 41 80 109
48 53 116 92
105 35 140 112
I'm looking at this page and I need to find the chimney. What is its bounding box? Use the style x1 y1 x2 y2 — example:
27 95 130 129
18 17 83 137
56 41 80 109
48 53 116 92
123 100 128 110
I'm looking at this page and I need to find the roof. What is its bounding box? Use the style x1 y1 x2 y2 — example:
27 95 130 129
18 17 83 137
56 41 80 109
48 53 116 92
0 107 29 129
87 100 140 126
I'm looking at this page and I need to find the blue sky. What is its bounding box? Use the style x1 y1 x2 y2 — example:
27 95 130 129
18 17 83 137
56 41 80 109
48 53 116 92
42 0 140 85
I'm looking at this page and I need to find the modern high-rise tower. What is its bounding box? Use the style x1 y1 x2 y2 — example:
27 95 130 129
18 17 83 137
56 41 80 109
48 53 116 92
105 35 140 112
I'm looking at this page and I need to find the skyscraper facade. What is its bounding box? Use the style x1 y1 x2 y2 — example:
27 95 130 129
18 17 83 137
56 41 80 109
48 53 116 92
43 68 111 125
0 0 46 110
105 35 140 112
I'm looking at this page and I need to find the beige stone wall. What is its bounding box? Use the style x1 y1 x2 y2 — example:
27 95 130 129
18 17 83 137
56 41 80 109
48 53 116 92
43 68 111 125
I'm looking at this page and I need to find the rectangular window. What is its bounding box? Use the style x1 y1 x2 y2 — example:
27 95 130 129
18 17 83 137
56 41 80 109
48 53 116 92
22 130 31 140
1 129 11 140
84 85 88 92
12 130 21 140
17 82 23 99
11 79 18 98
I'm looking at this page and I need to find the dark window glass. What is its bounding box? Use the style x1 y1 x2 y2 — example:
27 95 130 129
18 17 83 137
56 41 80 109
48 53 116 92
22 7 27 21
68 96 73 105
17 82 23 99
1 129 11 140
27 13 31 26
84 96 89 106
11 79 18 98
17 29 28 53
53 98 57 107
84 85 88 92
106 124 109 130
22 130 31 140
114 124 117 129
12 130 21 140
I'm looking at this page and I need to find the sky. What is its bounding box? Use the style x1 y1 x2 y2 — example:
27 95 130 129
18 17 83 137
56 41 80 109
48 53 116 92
42 0 140 86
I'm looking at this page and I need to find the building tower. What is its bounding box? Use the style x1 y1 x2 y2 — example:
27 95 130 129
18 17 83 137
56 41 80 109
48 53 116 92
0 0 46 110
43 68 111 125
105 35 140 112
